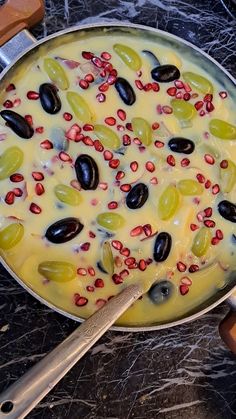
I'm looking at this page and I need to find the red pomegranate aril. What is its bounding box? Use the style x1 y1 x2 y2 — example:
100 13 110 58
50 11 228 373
75 296 88 307
112 240 123 251
32 171 44 181
25 114 33 125
145 161 155 172
101 51 111 60
167 155 175 166
95 278 104 288
204 207 212 217
89 231 96 238
40 139 53 149
77 268 87 276
155 140 164 148
86 285 95 292
126 122 133 131
133 137 142 145
175 92 183 99
109 159 120 169
199 110 205 117
152 82 160 92
162 105 173 114
114 256 122 268
204 154 215 165
120 269 129 278
112 274 123 285
103 150 113 160
81 242 90 251
150 177 158 185
167 86 177 96
205 180 211 189
219 91 227 99
135 80 144 90
107 74 117 85
216 229 224 240
82 136 94 146
12 187 23 197
88 267 95 276
92 56 103 67
13 98 21 107
27 91 39 100
99 82 109 92
152 122 160 130
130 161 139 172
59 151 72 162
29 203 42 214
181 276 192 286
85 73 94 83
35 126 44 134
123 134 131 145
189 264 199 273
6 83 15 92
99 182 108 190
220 159 228 169
181 158 190 167
196 173 205 183
120 184 131 192
206 102 215 112
211 237 220 245
130 226 143 237
96 93 106 102
96 299 107 308
143 83 153 91
183 92 191 101
190 223 199 231
116 171 125 180
180 284 189 296
194 100 204 111
83 124 94 131
212 184 220 195
177 261 187 272
197 211 205 222
35 183 45 196
5 191 15 205
120 247 130 257
143 224 152 236
125 257 136 266
94 139 104 152
82 51 94 60
117 109 126 121
108 201 118 209
204 219 215 228
204 93 213 102
79 79 89 89
3 100 13 108
139 259 147 271
105 116 116 126
183 82 192 92
10 173 24 182
174 80 184 89
128 263 138 270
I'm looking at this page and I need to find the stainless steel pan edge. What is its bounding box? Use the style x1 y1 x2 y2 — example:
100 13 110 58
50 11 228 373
0 22 235 332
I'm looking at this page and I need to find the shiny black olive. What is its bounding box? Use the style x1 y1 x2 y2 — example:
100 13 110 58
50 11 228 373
142 50 160 66
126 183 149 209
153 232 172 262
151 65 180 83
45 217 84 244
39 83 61 114
0 110 34 139
218 200 236 223
148 280 174 304
75 154 99 190
168 137 195 154
115 77 136 106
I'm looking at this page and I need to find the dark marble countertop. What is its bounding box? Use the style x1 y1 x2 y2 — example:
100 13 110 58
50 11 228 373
0 1 236 418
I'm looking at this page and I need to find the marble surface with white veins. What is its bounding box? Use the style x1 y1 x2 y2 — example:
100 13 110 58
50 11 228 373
0 0 236 418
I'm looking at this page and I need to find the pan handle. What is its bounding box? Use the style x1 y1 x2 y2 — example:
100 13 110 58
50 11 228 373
219 292 236 354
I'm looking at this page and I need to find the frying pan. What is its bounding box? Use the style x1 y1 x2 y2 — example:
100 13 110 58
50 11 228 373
0 0 235 334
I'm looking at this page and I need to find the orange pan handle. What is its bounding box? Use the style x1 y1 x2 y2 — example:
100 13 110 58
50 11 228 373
219 310 236 354
0 0 45 47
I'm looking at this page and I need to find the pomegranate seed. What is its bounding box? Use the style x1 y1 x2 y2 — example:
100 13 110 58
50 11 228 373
70 180 81 191
32 171 44 181
205 180 211 189
167 86 177 96
5 191 15 205
3 100 13 108
152 122 159 130
79 79 89 89
35 183 45 196
35 126 44 134
128 263 138 270
133 137 142 145
94 139 104 152
204 154 215 165
120 269 129 278
122 134 131 146
177 262 187 272
120 184 131 192
162 105 173 114
193 197 200 205
6 83 15 92
96 93 106 102
211 237 220 245
29 203 41 214
150 177 158 185
219 91 227 99
82 51 94 59
10 173 24 182
175 92 183 99
196 173 204 184
180 284 189 295
154 140 164 148
130 161 138 172
181 276 192 286
135 80 143 90
116 171 125 180
199 110 206 117
108 201 118 209
174 80 184 89
110 69 117 77
117 109 126 121
103 62 113 72
75 296 88 307
95 278 104 288
139 259 147 271
194 101 204 110
96 299 107 308
143 224 152 236
190 223 199 231
220 159 228 169
40 139 53 149
107 74 117 85
88 267 95 276
112 240 123 251
206 102 215 112
215 229 223 240
145 161 155 172
77 268 87 276
143 83 153 91
27 91 39 100
212 184 220 195
183 82 191 92
167 155 175 166
114 256 122 267
98 182 108 190
12 187 22 197
183 92 191 101
99 82 109 92
109 159 120 169
204 207 212 217
81 242 90 251
112 274 123 284
152 82 160 92
103 150 113 161
101 51 111 60
13 98 21 107
82 136 94 146
86 285 95 292
126 122 133 131
197 211 205 222
89 231 96 238
105 117 116 126
130 226 143 237
59 151 72 162
85 73 94 83
91 56 102 67
181 158 190 167
204 94 213 102
120 247 130 257
25 114 33 125
125 257 136 266
189 264 199 273
204 219 215 228
83 124 94 131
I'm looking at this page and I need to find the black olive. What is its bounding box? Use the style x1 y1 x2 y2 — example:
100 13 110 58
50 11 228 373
39 83 61 114
148 280 174 304
168 137 195 154
45 217 84 244
153 232 172 262
218 200 236 223
151 65 180 83
0 110 34 139
126 183 149 209
115 77 136 106
75 154 99 190
142 50 160 66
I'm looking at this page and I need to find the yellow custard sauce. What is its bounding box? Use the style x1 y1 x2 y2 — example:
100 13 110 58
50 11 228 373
0 28 235 326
